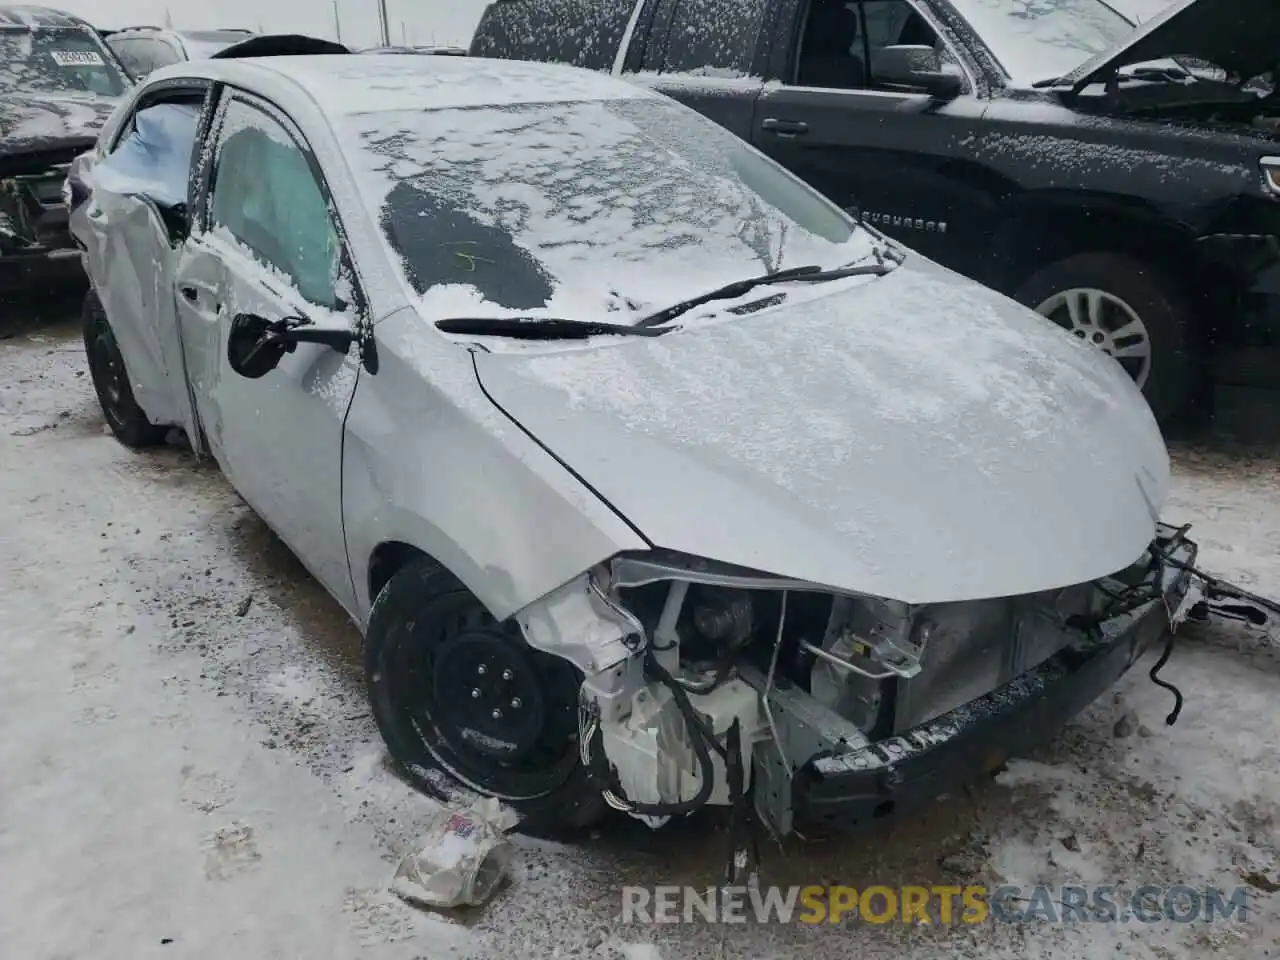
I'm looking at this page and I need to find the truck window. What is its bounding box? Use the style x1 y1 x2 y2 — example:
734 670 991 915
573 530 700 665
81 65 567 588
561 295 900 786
658 0 768 76
469 0 636 72
793 0 961 92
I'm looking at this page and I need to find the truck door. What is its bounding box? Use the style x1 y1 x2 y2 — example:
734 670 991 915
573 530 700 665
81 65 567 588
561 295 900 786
750 0 990 272
621 0 772 141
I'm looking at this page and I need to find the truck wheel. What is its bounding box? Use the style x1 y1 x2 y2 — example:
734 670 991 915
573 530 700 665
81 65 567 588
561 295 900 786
365 557 605 830
82 290 168 448
1013 252 1196 425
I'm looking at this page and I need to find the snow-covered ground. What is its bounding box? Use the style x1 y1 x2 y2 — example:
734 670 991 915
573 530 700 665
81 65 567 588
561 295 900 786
1 299 1278 959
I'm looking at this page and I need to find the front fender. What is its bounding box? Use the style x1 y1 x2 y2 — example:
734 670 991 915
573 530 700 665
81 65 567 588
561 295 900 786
341 306 648 627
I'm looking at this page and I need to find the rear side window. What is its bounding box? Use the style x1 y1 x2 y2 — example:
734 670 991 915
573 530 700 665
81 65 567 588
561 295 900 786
99 101 202 210
469 0 636 71
658 0 768 76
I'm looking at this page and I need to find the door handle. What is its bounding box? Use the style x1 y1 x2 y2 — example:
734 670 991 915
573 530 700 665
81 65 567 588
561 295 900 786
761 118 809 137
180 285 199 303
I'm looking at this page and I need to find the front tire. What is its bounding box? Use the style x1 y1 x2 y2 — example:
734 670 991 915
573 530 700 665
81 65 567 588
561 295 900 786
365 558 604 830
1013 252 1197 425
82 290 167 448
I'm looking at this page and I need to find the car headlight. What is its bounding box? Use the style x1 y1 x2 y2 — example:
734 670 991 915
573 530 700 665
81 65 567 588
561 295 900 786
1261 157 1280 198
605 551 924 679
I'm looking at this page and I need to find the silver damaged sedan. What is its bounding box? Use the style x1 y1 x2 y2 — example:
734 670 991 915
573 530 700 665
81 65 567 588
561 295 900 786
66 50 1201 836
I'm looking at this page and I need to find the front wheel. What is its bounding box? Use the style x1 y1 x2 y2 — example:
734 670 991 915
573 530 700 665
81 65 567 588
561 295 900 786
365 558 604 830
1013 252 1197 425
82 291 168 448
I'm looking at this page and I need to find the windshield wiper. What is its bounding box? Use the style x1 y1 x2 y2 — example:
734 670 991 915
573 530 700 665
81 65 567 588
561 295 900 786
1032 65 1192 89
635 260 897 328
435 316 672 340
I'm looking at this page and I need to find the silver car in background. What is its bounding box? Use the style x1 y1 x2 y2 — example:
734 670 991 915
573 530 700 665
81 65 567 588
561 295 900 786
102 27 256 80
66 51 1198 837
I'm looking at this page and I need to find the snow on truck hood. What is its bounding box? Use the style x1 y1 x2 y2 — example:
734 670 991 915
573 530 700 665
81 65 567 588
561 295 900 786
1062 0 1280 90
0 91 117 156
473 256 1170 606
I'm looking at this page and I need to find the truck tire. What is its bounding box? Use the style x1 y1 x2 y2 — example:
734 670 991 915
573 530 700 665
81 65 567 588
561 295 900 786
1013 252 1196 425
365 557 605 831
82 290 168 448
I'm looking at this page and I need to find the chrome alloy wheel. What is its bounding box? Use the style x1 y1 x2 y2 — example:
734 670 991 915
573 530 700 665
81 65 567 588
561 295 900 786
1034 287 1153 389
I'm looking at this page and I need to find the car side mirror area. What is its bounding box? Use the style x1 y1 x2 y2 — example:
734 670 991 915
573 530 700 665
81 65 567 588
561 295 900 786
874 44 964 102
227 312 363 380
228 312 290 379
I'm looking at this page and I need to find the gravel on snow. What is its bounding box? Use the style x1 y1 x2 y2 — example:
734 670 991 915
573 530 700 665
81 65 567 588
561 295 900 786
1 307 1277 960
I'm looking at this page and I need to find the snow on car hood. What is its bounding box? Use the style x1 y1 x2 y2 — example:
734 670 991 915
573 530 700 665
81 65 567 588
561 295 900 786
1063 0 1280 90
473 256 1170 605
0 91 117 157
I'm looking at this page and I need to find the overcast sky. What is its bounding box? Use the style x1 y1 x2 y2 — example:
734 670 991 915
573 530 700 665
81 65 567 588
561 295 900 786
55 0 488 47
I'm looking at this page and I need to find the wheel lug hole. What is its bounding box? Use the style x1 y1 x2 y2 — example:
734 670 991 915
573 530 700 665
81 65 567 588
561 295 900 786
471 688 481 699
491 708 503 720
1092 332 1105 344
502 669 513 681
476 664 487 676
1074 330 1087 338
510 698 521 709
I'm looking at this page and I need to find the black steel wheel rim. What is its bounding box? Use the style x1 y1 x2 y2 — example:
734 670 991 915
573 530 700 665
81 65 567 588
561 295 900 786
89 320 127 428
388 600 582 799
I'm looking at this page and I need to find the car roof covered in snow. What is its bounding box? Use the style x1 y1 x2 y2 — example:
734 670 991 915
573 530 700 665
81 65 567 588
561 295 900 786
147 53 657 116
0 4 92 29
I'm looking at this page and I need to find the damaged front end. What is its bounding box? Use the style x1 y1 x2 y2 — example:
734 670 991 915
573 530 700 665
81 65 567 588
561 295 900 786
517 523 1210 839
0 145 89 289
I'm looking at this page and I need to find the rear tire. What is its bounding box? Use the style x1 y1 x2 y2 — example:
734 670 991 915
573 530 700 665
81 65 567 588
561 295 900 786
1013 252 1197 426
365 558 605 830
82 290 168 448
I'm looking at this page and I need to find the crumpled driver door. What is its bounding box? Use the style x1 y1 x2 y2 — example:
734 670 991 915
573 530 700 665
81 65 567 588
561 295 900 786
80 100 204 451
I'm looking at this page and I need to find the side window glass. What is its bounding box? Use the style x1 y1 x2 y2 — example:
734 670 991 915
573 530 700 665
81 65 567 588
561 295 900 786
659 0 768 77
793 0 963 92
793 0 866 89
469 0 635 72
207 100 342 310
97 100 203 237
860 0 957 88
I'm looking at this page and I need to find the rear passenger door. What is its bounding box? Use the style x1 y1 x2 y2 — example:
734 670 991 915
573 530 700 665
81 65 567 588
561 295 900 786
750 0 989 268
77 82 210 448
621 0 771 140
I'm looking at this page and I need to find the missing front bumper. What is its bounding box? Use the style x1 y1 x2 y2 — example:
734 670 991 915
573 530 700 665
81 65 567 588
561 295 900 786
752 529 1199 837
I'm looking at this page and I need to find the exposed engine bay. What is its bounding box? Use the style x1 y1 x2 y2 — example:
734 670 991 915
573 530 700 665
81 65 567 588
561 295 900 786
517 523 1276 853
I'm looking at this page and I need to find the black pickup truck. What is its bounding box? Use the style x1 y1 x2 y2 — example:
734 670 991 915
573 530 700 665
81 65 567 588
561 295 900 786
470 0 1280 425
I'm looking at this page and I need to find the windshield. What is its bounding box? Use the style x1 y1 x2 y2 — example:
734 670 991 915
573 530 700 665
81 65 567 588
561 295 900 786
0 27 129 97
951 0 1134 82
338 97 868 323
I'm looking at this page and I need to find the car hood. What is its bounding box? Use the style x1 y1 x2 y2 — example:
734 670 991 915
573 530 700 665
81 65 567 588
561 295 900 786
1063 0 1280 91
471 256 1170 606
0 91 117 158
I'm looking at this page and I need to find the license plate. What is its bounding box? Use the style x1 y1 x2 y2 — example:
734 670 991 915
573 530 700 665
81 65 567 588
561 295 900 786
49 50 104 66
